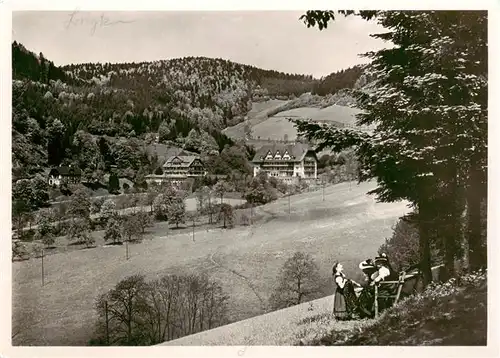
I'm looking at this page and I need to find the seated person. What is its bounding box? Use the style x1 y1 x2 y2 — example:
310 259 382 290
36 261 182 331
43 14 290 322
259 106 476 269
359 259 377 285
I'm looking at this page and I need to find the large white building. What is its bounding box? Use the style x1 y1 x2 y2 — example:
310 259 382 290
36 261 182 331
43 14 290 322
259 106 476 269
251 143 318 184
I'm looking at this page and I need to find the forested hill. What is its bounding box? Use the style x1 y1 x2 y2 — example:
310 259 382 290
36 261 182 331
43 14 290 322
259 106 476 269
11 41 364 182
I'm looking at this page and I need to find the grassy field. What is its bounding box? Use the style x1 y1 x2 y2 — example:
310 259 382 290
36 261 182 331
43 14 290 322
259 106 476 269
222 99 288 140
12 181 409 346
251 105 362 141
223 99 365 142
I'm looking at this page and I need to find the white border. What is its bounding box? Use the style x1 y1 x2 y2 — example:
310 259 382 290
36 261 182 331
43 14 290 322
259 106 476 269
1 1 499 358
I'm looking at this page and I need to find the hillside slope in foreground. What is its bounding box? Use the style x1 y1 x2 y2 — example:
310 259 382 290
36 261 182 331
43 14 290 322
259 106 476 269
13 181 408 345
163 271 488 346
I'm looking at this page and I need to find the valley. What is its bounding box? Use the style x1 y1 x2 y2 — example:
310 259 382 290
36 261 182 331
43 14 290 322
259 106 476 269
12 181 409 345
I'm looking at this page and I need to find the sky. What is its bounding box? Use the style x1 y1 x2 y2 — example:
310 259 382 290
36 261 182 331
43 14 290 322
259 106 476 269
12 11 388 79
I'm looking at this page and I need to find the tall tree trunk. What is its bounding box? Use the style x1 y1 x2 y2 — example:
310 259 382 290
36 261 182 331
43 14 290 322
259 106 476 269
467 160 487 271
442 169 461 281
418 200 433 287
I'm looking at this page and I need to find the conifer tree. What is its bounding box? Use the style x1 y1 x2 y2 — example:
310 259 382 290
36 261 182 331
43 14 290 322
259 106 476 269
295 10 487 282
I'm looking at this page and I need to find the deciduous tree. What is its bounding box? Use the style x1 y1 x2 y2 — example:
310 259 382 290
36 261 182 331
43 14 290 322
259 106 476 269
269 251 322 309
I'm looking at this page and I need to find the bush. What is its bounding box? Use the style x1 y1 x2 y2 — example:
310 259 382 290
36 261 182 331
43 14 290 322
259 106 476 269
378 213 441 272
154 167 164 175
378 215 420 272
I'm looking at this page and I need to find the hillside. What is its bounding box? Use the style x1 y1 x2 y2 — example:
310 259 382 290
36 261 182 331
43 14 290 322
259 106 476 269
222 91 369 145
12 41 369 183
307 271 487 346
251 104 364 142
11 41 318 180
162 270 487 346
12 181 409 345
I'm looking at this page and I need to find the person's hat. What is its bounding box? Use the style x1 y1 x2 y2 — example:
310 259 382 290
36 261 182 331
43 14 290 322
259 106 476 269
374 255 389 265
359 259 375 270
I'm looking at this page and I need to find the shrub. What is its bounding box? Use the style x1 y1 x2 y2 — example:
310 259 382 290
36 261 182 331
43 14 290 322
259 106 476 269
154 167 164 175
378 215 420 272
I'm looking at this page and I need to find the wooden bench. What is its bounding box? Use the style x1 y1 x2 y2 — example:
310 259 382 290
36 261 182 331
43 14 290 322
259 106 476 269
371 264 445 318
373 271 410 318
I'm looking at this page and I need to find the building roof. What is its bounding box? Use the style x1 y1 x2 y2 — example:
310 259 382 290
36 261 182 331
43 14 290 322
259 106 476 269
252 143 316 162
145 174 188 179
49 166 82 176
163 155 201 168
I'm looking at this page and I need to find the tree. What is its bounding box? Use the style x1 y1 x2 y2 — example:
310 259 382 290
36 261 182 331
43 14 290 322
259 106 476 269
12 199 30 239
104 214 123 244
68 187 92 220
12 241 30 261
217 203 234 229
122 215 143 242
158 120 172 143
154 167 164 175
269 251 322 310
12 176 49 212
152 193 169 221
100 199 117 225
240 213 250 226
47 118 65 166
94 275 149 345
92 273 229 345
91 197 107 215
295 10 487 282
195 185 211 214
244 172 277 205
213 180 232 204
108 173 120 194
67 218 95 248
167 197 186 228
144 188 159 213
184 128 201 152
134 167 148 191
31 174 50 208
134 211 153 234
35 210 55 248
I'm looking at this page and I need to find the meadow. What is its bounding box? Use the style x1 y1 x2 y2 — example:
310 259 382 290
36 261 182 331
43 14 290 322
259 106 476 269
251 105 362 141
12 180 409 346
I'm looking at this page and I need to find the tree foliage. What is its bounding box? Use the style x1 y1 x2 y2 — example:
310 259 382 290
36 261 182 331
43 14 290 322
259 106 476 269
93 273 229 345
104 214 123 244
269 251 322 310
295 10 487 282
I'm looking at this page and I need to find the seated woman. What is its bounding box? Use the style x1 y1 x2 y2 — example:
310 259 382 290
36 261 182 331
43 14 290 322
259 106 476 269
357 254 398 317
359 259 377 285
370 254 400 311
332 262 361 320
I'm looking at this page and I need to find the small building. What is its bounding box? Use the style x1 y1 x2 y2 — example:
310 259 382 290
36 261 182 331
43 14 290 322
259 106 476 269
251 143 318 184
48 165 82 187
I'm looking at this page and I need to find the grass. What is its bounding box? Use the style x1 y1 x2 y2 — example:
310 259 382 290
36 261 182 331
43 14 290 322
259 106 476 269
303 271 487 346
12 180 409 346
223 99 363 142
222 99 288 140
251 105 362 141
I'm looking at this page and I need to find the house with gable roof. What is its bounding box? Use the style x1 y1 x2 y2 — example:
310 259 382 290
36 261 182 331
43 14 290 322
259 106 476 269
145 154 206 187
251 143 318 184
47 165 82 187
